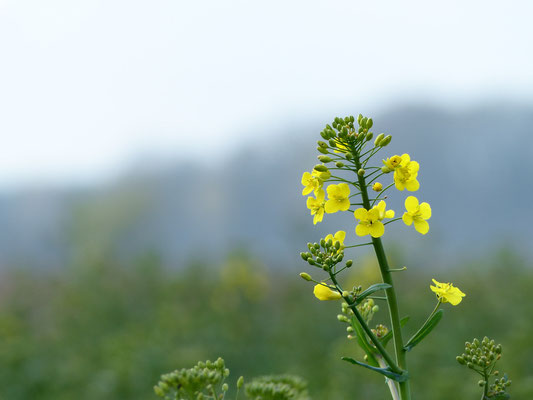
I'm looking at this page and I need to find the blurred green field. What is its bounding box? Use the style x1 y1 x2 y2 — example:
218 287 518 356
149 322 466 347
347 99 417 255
0 248 531 399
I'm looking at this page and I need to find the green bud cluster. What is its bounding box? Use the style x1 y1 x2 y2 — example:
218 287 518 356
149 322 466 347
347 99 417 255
154 357 230 399
372 324 389 339
300 239 352 273
338 298 378 325
456 337 511 399
245 375 309 400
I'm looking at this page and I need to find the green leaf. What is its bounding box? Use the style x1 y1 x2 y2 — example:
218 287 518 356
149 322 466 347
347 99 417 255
355 283 391 305
380 316 410 347
341 357 409 382
350 316 379 367
404 310 444 352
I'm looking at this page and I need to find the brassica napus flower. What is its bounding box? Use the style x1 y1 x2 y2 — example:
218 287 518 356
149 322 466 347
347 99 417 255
301 170 330 196
325 230 346 252
313 282 342 300
307 189 326 225
354 207 385 238
375 200 395 221
430 279 465 305
393 154 420 191
402 196 431 234
382 155 402 171
325 183 350 213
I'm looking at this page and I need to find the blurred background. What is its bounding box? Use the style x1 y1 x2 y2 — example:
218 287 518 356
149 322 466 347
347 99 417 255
1 1 532 398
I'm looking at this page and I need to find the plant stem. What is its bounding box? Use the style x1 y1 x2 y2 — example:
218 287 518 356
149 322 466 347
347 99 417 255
353 152 411 400
377 355 400 400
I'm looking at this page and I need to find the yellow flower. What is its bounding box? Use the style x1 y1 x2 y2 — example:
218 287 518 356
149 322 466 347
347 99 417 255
393 154 420 191
325 230 346 252
382 155 402 171
325 183 351 213
372 182 383 192
402 196 431 234
354 207 385 238
375 200 395 220
313 283 342 301
430 279 465 305
307 189 326 225
301 170 330 196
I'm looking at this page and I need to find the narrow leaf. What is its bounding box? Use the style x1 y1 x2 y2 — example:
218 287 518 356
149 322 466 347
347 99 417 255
350 316 379 367
380 316 410 347
404 310 444 351
355 283 392 305
341 357 409 382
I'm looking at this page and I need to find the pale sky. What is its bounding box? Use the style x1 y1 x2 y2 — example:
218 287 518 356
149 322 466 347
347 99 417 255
1 0 532 188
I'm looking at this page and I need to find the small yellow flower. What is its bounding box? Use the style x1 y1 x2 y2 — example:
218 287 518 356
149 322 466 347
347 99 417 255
375 200 395 221
325 183 351 213
354 207 384 238
402 196 431 234
372 182 383 192
430 279 465 305
307 189 326 225
301 170 330 196
325 230 346 252
393 154 420 191
382 155 402 171
313 283 342 301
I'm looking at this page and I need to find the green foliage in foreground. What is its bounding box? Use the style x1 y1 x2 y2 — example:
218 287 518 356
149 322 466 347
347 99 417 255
0 249 531 399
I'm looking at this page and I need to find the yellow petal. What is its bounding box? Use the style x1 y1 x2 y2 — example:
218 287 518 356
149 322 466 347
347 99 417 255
419 202 431 219
334 230 346 244
369 221 385 238
385 210 395 219
408 161 420 173
376 200 386 213
324 234 333 242
404 179 420 192
302 186 313 196
313 209 324 224
402 212 413 226
324 200 339 214
405 196 419 213
326 184 338 198
356 223 370 237
414 219 429 235
394 175 405 191
354 208 368 221
306 197 316 209
313 283 342 300
400 153 411 165
338 183 350 198
301 172 311 185
338 198 351 212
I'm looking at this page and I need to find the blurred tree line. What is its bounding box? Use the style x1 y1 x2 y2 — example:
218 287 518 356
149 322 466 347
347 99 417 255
0 248 531 399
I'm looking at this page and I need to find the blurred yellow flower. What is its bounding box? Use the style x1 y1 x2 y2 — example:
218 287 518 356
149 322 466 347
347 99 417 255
402 196 431 235
394 154 420 191
430 279 465 305
301 170 329 196
306 189 326 225
354 207 384 238
325 183 351 213
313 283 342 301
375 200 395 221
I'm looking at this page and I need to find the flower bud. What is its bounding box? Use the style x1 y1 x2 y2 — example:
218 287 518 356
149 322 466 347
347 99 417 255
345 260 353 268
379 135 392 147
237 376 244 389
307 259 315 266
320 130 329 140
374 133 385 147
317 140 328 148
365 132 373 141
345 152 353 160
318 155 333 163
381 166 391 173
222 383 229 392
456 356 466 365
300 252 309 261
317 146 329 154
314 164 329 172
366 118 373 129
335 162 344 168
299 272 312 281
357 169 365 176
478 380 486 387
372 182 383 192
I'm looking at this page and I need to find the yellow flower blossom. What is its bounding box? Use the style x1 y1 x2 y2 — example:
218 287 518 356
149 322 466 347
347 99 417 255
402 196 431 235
375 200 395 220
430 279 465 305
313 283 342 301
325 183 350 213
382 155 402 171
393 154 420 191
354 207 385 238
301 170 330 196
372 182 383 192
325 230 346 252
306 189 326 225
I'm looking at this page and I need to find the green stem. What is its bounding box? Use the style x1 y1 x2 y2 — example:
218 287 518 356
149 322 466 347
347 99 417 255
353 153 411 400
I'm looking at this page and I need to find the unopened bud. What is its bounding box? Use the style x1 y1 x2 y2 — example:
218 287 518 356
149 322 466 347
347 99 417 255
345 152 353 160
342 291 350 298
374 133 385 147
358 169 365 176
478 380 486 387
345 260 353 268
366 118 373 129
299 272 312 281
222 383 228 392
335 161 344 168
456 356 466 365
237 376 244 389
300 252 309 261
317 146 329 154
379 135 392 147
366 132 373 141
314 164 329 172
318 155 332 163
372 182 383 192
381 166 391 173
